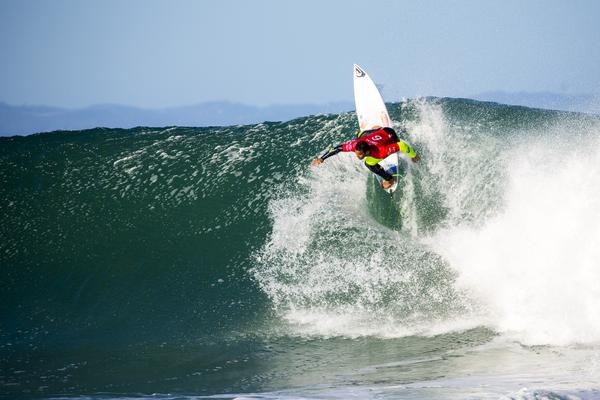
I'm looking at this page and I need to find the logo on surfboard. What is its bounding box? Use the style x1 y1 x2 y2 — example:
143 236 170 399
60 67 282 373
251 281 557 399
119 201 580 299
354 65 365 78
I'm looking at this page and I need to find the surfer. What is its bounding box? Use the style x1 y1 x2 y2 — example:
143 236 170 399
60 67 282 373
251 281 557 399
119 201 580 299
311 127 419 189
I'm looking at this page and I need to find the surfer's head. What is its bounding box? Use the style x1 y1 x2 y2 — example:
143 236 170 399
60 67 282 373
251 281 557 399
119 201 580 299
354 141 371 159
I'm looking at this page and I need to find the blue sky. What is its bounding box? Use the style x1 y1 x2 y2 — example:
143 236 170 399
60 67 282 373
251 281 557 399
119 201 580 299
1 0 599 109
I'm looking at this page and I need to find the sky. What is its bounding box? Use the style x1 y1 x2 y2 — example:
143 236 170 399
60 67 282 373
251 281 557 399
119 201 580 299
1 0 599 109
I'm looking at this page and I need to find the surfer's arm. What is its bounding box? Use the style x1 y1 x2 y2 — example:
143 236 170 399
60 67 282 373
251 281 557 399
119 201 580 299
311 144 343 166
320 144 343 161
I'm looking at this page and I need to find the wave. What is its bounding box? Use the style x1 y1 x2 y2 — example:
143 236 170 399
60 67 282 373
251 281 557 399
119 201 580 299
252 98 600 345
2 98 600 349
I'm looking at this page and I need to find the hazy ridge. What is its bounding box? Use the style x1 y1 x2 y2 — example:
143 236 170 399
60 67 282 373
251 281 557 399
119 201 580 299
0 101 353 136
2 92 599 136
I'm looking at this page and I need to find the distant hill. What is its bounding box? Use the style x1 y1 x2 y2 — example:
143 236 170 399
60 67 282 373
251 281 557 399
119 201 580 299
0 101 354 136
2 93 598 136
473 91 600 115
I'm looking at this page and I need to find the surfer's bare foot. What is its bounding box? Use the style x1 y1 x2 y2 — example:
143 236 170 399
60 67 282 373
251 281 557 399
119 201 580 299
382 179 395 189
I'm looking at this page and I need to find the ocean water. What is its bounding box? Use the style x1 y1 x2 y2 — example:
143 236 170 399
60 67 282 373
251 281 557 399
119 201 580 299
2 98 600 399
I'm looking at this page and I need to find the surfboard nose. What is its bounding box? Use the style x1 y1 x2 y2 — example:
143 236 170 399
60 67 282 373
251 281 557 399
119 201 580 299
354 64 365 78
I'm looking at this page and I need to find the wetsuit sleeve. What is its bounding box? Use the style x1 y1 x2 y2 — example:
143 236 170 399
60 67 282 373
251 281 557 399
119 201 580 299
365 161 394 181
319 144 343 161
397 141 417 159
319 140 357 161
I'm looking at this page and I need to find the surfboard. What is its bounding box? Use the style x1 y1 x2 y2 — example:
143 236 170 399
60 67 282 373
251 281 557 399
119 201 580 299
353 64 399 194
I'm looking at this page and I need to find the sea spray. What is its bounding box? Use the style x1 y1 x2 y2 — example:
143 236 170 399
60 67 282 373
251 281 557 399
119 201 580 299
253 99 600 345
429 126 600 345
252 100 481 337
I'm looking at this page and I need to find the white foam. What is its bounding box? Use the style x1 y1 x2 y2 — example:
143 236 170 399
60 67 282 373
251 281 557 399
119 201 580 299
253 134 470 338
430 129 600 345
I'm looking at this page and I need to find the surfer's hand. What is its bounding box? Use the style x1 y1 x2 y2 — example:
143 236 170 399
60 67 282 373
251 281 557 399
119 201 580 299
411 154 420 163
382 178 395 189
311 158 324 166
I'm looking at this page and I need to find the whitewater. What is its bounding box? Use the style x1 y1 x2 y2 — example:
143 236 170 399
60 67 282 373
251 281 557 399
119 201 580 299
1 98 600 399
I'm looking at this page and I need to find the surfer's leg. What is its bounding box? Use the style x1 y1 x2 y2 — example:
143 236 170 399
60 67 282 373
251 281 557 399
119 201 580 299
365 162 394 181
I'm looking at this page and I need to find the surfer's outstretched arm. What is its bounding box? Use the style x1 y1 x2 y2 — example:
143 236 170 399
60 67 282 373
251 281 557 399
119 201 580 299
311 144 343 166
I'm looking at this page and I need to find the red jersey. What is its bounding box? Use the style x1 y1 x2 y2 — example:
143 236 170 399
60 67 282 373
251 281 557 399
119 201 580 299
341 128 400 159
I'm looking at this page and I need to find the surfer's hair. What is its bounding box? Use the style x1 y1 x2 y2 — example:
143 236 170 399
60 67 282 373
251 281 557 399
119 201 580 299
356 141 371 154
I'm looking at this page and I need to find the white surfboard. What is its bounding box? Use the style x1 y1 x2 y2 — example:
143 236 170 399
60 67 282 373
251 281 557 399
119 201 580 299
353 64 399 194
